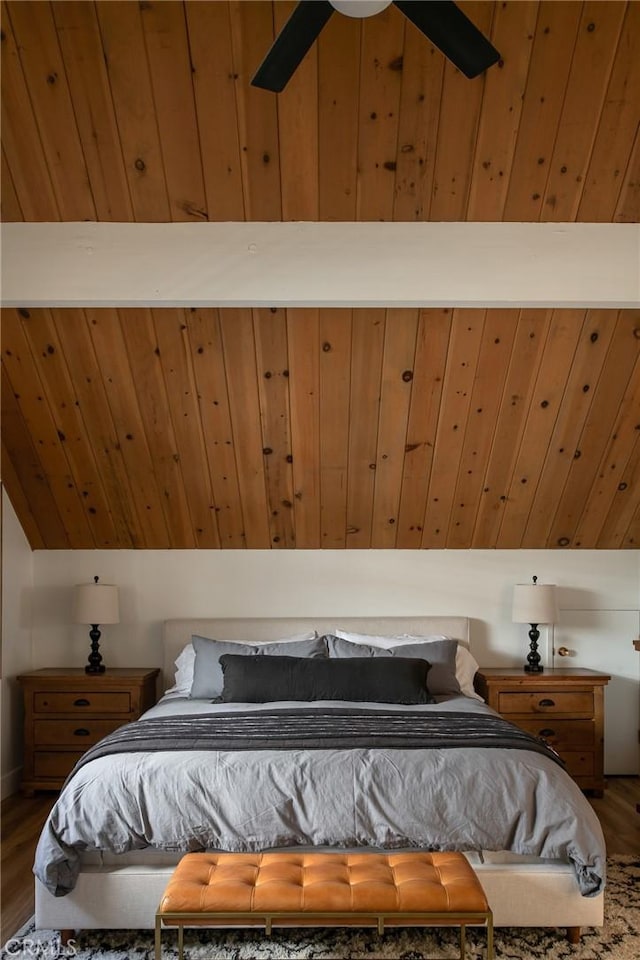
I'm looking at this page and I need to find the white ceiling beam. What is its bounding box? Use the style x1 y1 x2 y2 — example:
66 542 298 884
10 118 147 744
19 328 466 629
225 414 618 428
1 221 638 309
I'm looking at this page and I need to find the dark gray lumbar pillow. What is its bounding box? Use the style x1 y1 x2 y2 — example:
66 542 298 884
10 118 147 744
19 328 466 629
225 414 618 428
218 653 434 704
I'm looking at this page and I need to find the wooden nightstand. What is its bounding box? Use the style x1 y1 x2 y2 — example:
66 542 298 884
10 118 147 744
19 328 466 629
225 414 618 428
17 668 160 794
475 668 610 795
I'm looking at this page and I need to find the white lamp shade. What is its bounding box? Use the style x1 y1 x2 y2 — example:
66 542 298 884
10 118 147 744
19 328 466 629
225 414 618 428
512 583 558 625
74 582 120 625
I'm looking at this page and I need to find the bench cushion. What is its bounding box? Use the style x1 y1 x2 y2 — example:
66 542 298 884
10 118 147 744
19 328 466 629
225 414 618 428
158 851 489 916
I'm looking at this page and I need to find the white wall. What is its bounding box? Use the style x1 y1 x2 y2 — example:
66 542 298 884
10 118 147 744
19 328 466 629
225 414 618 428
30 546 640 775
1 490 34 797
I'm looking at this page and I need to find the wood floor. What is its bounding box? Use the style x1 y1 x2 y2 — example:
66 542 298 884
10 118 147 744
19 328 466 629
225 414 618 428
1 791 53 945
588 775 640 854
2 777 639 945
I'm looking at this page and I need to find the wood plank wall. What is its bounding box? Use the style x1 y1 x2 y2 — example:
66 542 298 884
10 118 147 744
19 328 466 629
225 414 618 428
2 1 638 227
2 306 639 550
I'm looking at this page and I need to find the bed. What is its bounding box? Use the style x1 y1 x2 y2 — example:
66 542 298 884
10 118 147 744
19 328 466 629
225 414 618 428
34 616 605 937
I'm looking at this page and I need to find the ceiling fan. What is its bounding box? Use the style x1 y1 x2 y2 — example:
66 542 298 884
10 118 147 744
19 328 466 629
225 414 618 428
251 0 501 93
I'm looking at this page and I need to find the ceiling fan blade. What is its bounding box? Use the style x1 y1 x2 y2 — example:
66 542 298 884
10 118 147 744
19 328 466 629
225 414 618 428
251 0 335 92
393 0 500 79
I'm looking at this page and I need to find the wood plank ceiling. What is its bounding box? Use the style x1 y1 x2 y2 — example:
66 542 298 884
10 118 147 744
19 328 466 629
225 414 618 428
1 0 639 550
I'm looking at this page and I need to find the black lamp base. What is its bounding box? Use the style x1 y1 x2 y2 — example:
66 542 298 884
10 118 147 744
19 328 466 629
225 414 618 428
524 623 543 673
85 624 106 674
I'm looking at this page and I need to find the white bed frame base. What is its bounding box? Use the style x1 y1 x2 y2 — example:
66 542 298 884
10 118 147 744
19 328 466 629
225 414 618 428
35 617 604 933
35 856 601 931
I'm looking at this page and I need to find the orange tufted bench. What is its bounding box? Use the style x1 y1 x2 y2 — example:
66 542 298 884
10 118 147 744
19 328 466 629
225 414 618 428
155 850 493 960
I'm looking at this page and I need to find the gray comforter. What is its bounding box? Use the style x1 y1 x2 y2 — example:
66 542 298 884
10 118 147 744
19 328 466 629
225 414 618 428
34 696 606 898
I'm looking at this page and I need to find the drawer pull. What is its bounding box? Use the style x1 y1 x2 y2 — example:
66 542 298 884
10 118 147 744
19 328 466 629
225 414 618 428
73 698 90 707
538 698 555 707
539 728 555 738
73 728 91 737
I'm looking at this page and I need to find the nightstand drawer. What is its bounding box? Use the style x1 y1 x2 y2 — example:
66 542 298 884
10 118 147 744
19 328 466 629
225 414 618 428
475 668 609 795
33 691 131 714
515 718 595 750
19 668 160 793
34 751 85 779
562 752 595 777
497 691 593 715
34 719 123 746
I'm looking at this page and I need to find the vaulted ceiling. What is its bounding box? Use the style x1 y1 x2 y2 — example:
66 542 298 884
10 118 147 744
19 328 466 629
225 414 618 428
1 0 639 550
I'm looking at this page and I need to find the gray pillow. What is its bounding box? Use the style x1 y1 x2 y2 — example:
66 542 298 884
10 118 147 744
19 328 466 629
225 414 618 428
190 634 326 700
323 635 461 697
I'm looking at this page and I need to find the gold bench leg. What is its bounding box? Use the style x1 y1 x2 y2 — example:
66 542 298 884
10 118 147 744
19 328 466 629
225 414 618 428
487 911 494 960
154 909 495 959
154 915 161 960
457 916 495 960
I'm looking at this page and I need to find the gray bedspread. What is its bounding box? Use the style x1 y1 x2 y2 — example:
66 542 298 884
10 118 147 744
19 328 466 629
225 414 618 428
34 697 606 899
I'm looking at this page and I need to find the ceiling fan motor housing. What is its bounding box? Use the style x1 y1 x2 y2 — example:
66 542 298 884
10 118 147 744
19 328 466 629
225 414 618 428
330 1 393 17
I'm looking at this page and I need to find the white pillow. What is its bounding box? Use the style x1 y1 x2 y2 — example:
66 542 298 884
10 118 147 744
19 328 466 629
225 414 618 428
163 631 318 699
162 643 197 699
332 629 483 701
454 647 483 701
333 630 449 650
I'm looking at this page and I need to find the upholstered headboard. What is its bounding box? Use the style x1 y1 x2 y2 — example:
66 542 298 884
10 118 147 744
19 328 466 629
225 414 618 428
162 616 470 691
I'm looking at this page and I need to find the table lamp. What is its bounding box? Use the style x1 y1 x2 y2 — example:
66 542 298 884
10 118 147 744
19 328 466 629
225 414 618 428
512 575 558 674
74 575 120 674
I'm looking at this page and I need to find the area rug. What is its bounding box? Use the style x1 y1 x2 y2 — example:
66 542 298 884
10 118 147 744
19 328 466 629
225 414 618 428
2 857 638 960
